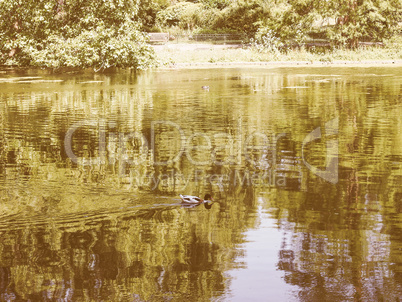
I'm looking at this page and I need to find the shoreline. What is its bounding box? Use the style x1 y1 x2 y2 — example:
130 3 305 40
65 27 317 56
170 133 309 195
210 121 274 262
1 60 402 74
158 59 402 69
154 42 402 70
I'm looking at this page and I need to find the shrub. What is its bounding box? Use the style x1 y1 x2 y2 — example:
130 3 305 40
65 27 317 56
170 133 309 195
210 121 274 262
27 25 155 70
252 28 285 53
156 2 199 28
214 0 268 37
0 0 156 70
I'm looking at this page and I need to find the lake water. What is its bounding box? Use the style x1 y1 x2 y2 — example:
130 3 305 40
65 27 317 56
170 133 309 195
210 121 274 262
0 66 401 301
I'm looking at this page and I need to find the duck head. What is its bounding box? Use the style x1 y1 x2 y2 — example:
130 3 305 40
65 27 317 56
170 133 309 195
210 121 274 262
204 194 213 201
203 194 214 209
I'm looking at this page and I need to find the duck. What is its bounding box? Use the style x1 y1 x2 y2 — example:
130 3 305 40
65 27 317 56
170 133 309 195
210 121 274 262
180 194 213 205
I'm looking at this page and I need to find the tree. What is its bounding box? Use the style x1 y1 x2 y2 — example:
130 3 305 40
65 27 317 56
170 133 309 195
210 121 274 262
136 0 171 31
255 0 317 45
320 0 402 47
200 0 231 9
214 0 269 36
0 0 156 69
253 0 401 49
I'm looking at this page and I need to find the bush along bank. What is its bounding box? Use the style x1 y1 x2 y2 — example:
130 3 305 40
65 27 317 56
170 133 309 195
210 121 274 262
0 0 156 71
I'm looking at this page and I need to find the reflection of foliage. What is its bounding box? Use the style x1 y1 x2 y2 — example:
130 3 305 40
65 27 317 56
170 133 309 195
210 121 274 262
0 204 240 300
1 67 402 300
0 177 256 300
0 70 401 209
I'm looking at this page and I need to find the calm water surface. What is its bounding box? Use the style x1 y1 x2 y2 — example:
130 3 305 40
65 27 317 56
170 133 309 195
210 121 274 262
0 66 401 301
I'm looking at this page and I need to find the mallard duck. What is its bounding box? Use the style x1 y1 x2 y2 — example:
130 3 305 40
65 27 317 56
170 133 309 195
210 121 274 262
180 194 213 204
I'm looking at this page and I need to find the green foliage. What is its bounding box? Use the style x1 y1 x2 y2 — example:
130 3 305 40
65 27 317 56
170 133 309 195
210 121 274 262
193 28 241 34
29 25 155 70
156 0 269 36
247 0 401 51
0 0 156 70
254 0 315 46
137 0 171 31
319 0 402 47
156 1 221 30
1 0 401 65
200 0 231 9
214 0 268 36
156 2 198 28
252 28 285 53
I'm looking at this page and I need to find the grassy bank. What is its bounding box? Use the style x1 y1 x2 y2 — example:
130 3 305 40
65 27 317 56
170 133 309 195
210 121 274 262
155 39 402 66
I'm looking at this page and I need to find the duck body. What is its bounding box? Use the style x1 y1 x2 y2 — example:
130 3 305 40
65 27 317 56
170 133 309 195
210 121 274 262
180 194 213 204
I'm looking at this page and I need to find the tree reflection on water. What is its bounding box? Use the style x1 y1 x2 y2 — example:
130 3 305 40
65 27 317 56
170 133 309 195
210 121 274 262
0 67 401 300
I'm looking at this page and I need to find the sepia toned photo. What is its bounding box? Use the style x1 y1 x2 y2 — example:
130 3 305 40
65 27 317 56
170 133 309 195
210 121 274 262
1 1 401 301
